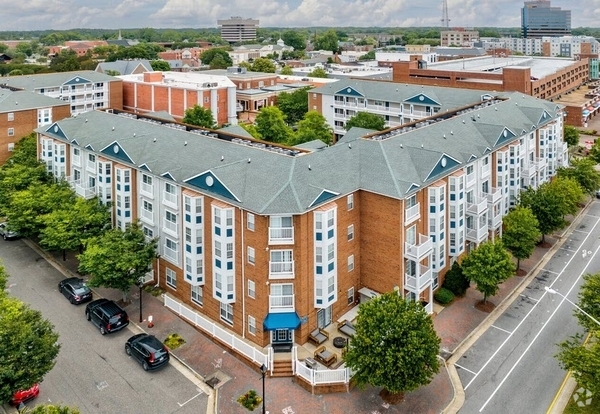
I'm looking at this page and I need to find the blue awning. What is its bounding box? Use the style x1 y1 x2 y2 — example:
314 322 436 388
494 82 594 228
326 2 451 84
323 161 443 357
263 312 301 330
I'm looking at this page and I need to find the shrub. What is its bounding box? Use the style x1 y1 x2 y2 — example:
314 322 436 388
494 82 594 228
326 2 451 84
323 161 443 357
237 389 262 411
164 333 186 350
434 288 454 305
442 261 470 296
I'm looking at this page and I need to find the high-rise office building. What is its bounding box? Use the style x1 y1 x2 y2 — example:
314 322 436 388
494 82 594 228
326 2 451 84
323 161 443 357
521 0 571 38
217 17 259 43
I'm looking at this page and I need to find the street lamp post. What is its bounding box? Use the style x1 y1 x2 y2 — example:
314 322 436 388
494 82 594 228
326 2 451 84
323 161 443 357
544 286 600 327
138 277 143 323
260 363 267 414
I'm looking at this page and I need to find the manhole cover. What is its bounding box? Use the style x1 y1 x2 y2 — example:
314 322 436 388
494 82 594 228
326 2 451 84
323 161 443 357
206 377 220 388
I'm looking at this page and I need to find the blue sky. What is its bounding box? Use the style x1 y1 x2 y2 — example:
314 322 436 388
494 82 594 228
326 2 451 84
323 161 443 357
1 0 594 31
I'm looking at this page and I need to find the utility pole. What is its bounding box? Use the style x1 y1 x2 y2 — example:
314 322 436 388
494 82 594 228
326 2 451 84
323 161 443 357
441 0 450 28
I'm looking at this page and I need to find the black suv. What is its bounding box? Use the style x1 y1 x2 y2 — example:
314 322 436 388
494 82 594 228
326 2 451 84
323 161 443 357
85 299 129 335
125 333 170 371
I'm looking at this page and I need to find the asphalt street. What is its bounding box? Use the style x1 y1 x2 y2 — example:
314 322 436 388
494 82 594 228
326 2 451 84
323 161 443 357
458 201 600 413
0 239 208 414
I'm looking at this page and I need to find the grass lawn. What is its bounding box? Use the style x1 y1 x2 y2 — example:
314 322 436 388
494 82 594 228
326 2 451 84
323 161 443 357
563 390 600 414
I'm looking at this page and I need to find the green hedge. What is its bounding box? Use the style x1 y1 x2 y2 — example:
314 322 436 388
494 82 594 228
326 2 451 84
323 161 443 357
434 287 455 305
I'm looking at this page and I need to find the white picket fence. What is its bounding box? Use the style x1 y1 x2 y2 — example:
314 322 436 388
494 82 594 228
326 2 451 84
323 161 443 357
292 347 352 385
163 294 269 368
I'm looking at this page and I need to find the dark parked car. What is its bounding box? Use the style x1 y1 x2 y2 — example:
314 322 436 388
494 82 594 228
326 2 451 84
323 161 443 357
85 299 129 335
10 383 39 406
0 222 19 240
58 277 93 304
125 333 170 371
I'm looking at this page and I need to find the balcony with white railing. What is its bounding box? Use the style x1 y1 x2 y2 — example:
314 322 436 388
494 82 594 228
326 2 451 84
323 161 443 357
269 261 294 279
405 234 433 262
481 162 491 177
520 162 537 179
67 178 95 199
163 190 177 206
488 211 502 229
141 182 153 196
405 202 420 225
163 245 178 262
467 195 488 216
466 224 489 243
466 171 476 188
140 208 153 223
163 219 178 235
405 264 433 292
536 157 547 171
72 154 80 166
485 187 502 205
269 294 295 312
268 227 294 245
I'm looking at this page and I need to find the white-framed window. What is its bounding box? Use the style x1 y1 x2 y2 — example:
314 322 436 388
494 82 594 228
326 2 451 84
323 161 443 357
247 246 255 264
166 268 177 289
247 213 255 231
196 258 203 275
226 209 233 226
248 315 256 335
348 254 354 272
7 112 14 121
142 226 153 238
220 302 233 325
347 194 354 210
248 280 255 299
215 241 221 258
191 285 203 306
7 143 14 152
347 287 354 305
7 128 14 136
347 224 354 241
226 242 233 259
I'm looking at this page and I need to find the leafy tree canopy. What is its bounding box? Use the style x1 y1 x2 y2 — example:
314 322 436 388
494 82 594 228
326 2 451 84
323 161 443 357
182 104 217 129
24 404 81 414
461 240 515 303
49 49 80 72
563 125 579 147
501 206 541 270
557 158 600 195
289 110 332 146
442 260 470 296
546 176 584 217
359 50 376 61
281 30 306 50
254 106 292 144
279 65 293 75
574 272 600 332
250 57 276 73
78 222 158 301
150 59 170 72
344 292 440 399
277 87 310 126
314 29 339 53
345 111 386 131
519 182 568 242
106 43 164 62
200 48 232 68
0 291 60 404
307 67 328 78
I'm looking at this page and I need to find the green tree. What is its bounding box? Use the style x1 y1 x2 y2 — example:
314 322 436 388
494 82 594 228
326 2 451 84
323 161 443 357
442 260 470 296
314 29 339 53
0 291 60 404
254 106 292 144
15 42 33 57
250 57 276 73
359 50 376 61
461 240 515 304
501 206 541 272
104 69 121 76
555 272 600 396
344 292 440 403
282 31 306 50
24 404 81 414
280 65 293 75
49 49 80 72
289 111 332 146
547 177 584 217
200 48 232 67
307 67 328 78
277 87 309 125
78 222 158 301
182 104 217 129
150 60 170 71
6 181 76 237
563 125 580 147
39 197 111 260
557 158 600 195
345 111 386 131
239 122 261 139
519 183 567 243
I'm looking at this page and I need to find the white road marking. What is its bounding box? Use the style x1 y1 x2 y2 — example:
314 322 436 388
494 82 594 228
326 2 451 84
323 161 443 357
455 363 477 375
464 216 600 392
559 247 577 253
478 241 600 412
541 269 560 275
491 325 512 334
178 390 204 407
519 294 539 302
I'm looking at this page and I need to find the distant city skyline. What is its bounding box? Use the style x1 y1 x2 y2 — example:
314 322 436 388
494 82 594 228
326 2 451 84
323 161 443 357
1 0 594 32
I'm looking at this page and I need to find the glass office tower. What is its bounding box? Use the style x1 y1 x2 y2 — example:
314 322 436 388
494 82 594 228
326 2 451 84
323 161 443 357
521 0 571 38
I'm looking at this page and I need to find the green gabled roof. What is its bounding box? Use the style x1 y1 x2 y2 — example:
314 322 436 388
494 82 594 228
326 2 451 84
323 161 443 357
36 92 563 215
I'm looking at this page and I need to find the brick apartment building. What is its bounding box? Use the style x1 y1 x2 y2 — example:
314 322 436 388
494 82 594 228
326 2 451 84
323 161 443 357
0 71 122 116
118 71 238 126
36 89 567 359
0 88 70 164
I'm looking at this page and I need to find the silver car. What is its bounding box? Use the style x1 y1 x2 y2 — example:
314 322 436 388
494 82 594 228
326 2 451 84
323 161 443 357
0 222 19 240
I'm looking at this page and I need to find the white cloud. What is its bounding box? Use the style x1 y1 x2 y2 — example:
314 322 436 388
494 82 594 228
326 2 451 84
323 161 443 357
0 0 594 31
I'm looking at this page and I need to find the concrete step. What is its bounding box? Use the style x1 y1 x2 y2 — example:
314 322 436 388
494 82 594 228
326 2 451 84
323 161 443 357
271 359 293 377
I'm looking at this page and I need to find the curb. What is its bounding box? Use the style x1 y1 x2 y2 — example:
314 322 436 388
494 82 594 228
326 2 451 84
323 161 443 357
22 239 218 414
441 199 595 414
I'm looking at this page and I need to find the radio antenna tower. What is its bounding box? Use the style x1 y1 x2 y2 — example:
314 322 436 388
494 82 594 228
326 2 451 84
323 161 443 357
441 0 450 28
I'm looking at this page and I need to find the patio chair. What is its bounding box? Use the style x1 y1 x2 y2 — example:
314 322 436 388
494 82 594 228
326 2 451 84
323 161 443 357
314 345 337 367
308 328 329 346
337 319 356 337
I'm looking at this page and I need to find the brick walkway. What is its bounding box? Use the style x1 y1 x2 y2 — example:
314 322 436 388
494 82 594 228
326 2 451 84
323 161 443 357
31 207 584 414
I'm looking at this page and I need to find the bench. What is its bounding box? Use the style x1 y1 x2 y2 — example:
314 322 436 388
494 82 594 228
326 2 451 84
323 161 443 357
314 345 337 367
308 328 329 346
337 319 356 337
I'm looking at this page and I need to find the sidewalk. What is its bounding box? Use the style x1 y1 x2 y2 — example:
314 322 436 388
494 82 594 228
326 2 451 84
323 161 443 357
27 204 588 414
